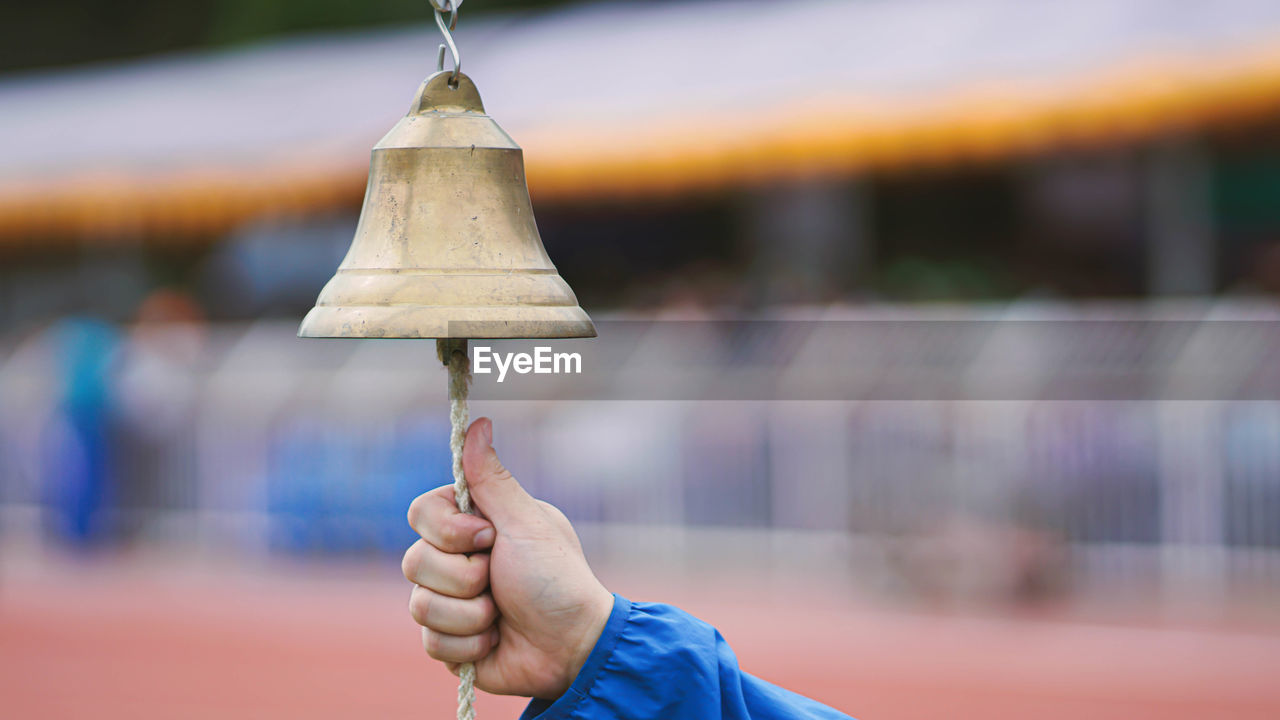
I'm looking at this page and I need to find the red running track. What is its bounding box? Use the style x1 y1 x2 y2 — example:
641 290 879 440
3 555 1280 720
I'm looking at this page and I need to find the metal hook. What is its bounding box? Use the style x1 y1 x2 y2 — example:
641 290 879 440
433 0 461 87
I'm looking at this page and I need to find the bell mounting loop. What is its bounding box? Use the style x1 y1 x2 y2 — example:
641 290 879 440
410 70 485 114
431 0 462 88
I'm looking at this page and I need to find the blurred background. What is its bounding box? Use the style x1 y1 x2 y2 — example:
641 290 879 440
4 1 1280 718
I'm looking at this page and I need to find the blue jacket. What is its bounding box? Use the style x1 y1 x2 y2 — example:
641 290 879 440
520 595 853 720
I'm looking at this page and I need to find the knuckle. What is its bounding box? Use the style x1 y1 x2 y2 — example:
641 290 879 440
407 494 428 530
490 464 514 484
438 520 461 549
474 454 509 484
423 629 443 658
542 502 569 523
400 542 420 582
409 587 432 626
476 593 497 624
462 562 488 597
472 557 492 595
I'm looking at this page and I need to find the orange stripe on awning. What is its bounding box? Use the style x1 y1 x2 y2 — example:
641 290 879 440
3 38 1280 244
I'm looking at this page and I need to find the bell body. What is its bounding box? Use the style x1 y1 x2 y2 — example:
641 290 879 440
299 71 595 339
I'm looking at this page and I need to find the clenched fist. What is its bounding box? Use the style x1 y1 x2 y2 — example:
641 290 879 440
401 417 614 700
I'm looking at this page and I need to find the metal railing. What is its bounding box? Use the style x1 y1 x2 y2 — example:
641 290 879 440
2 302 1278 605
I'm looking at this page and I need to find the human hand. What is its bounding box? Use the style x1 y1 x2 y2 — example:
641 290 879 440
402 417 614 699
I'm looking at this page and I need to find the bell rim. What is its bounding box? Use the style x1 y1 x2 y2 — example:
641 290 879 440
297 304 597 339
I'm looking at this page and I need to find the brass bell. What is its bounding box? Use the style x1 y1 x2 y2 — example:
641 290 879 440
299 71 595 339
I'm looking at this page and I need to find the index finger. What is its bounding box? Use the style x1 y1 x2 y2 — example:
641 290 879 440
407 485 496 553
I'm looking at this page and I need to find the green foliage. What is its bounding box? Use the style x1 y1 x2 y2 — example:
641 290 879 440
207 0 441 46
2 0 569 72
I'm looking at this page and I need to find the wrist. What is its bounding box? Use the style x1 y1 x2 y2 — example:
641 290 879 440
556 585 615 696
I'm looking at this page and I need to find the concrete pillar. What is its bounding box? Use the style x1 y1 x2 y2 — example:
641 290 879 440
1145 141 1215 296
740 178 870 305
1157 402 1227 603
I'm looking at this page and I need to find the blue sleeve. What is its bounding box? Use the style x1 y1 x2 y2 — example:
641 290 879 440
519 595 854 720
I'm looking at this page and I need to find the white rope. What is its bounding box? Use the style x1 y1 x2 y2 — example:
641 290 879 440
448 346 473 516
445 342 477 720
448 349 477 720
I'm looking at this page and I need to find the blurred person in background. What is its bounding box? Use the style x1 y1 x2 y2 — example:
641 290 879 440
114 288 208 541
402 418 854 720
39 317 121 545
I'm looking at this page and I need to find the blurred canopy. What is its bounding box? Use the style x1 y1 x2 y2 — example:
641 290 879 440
4 0 1280 242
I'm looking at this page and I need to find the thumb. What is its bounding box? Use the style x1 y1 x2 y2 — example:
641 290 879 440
462 417 537 528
